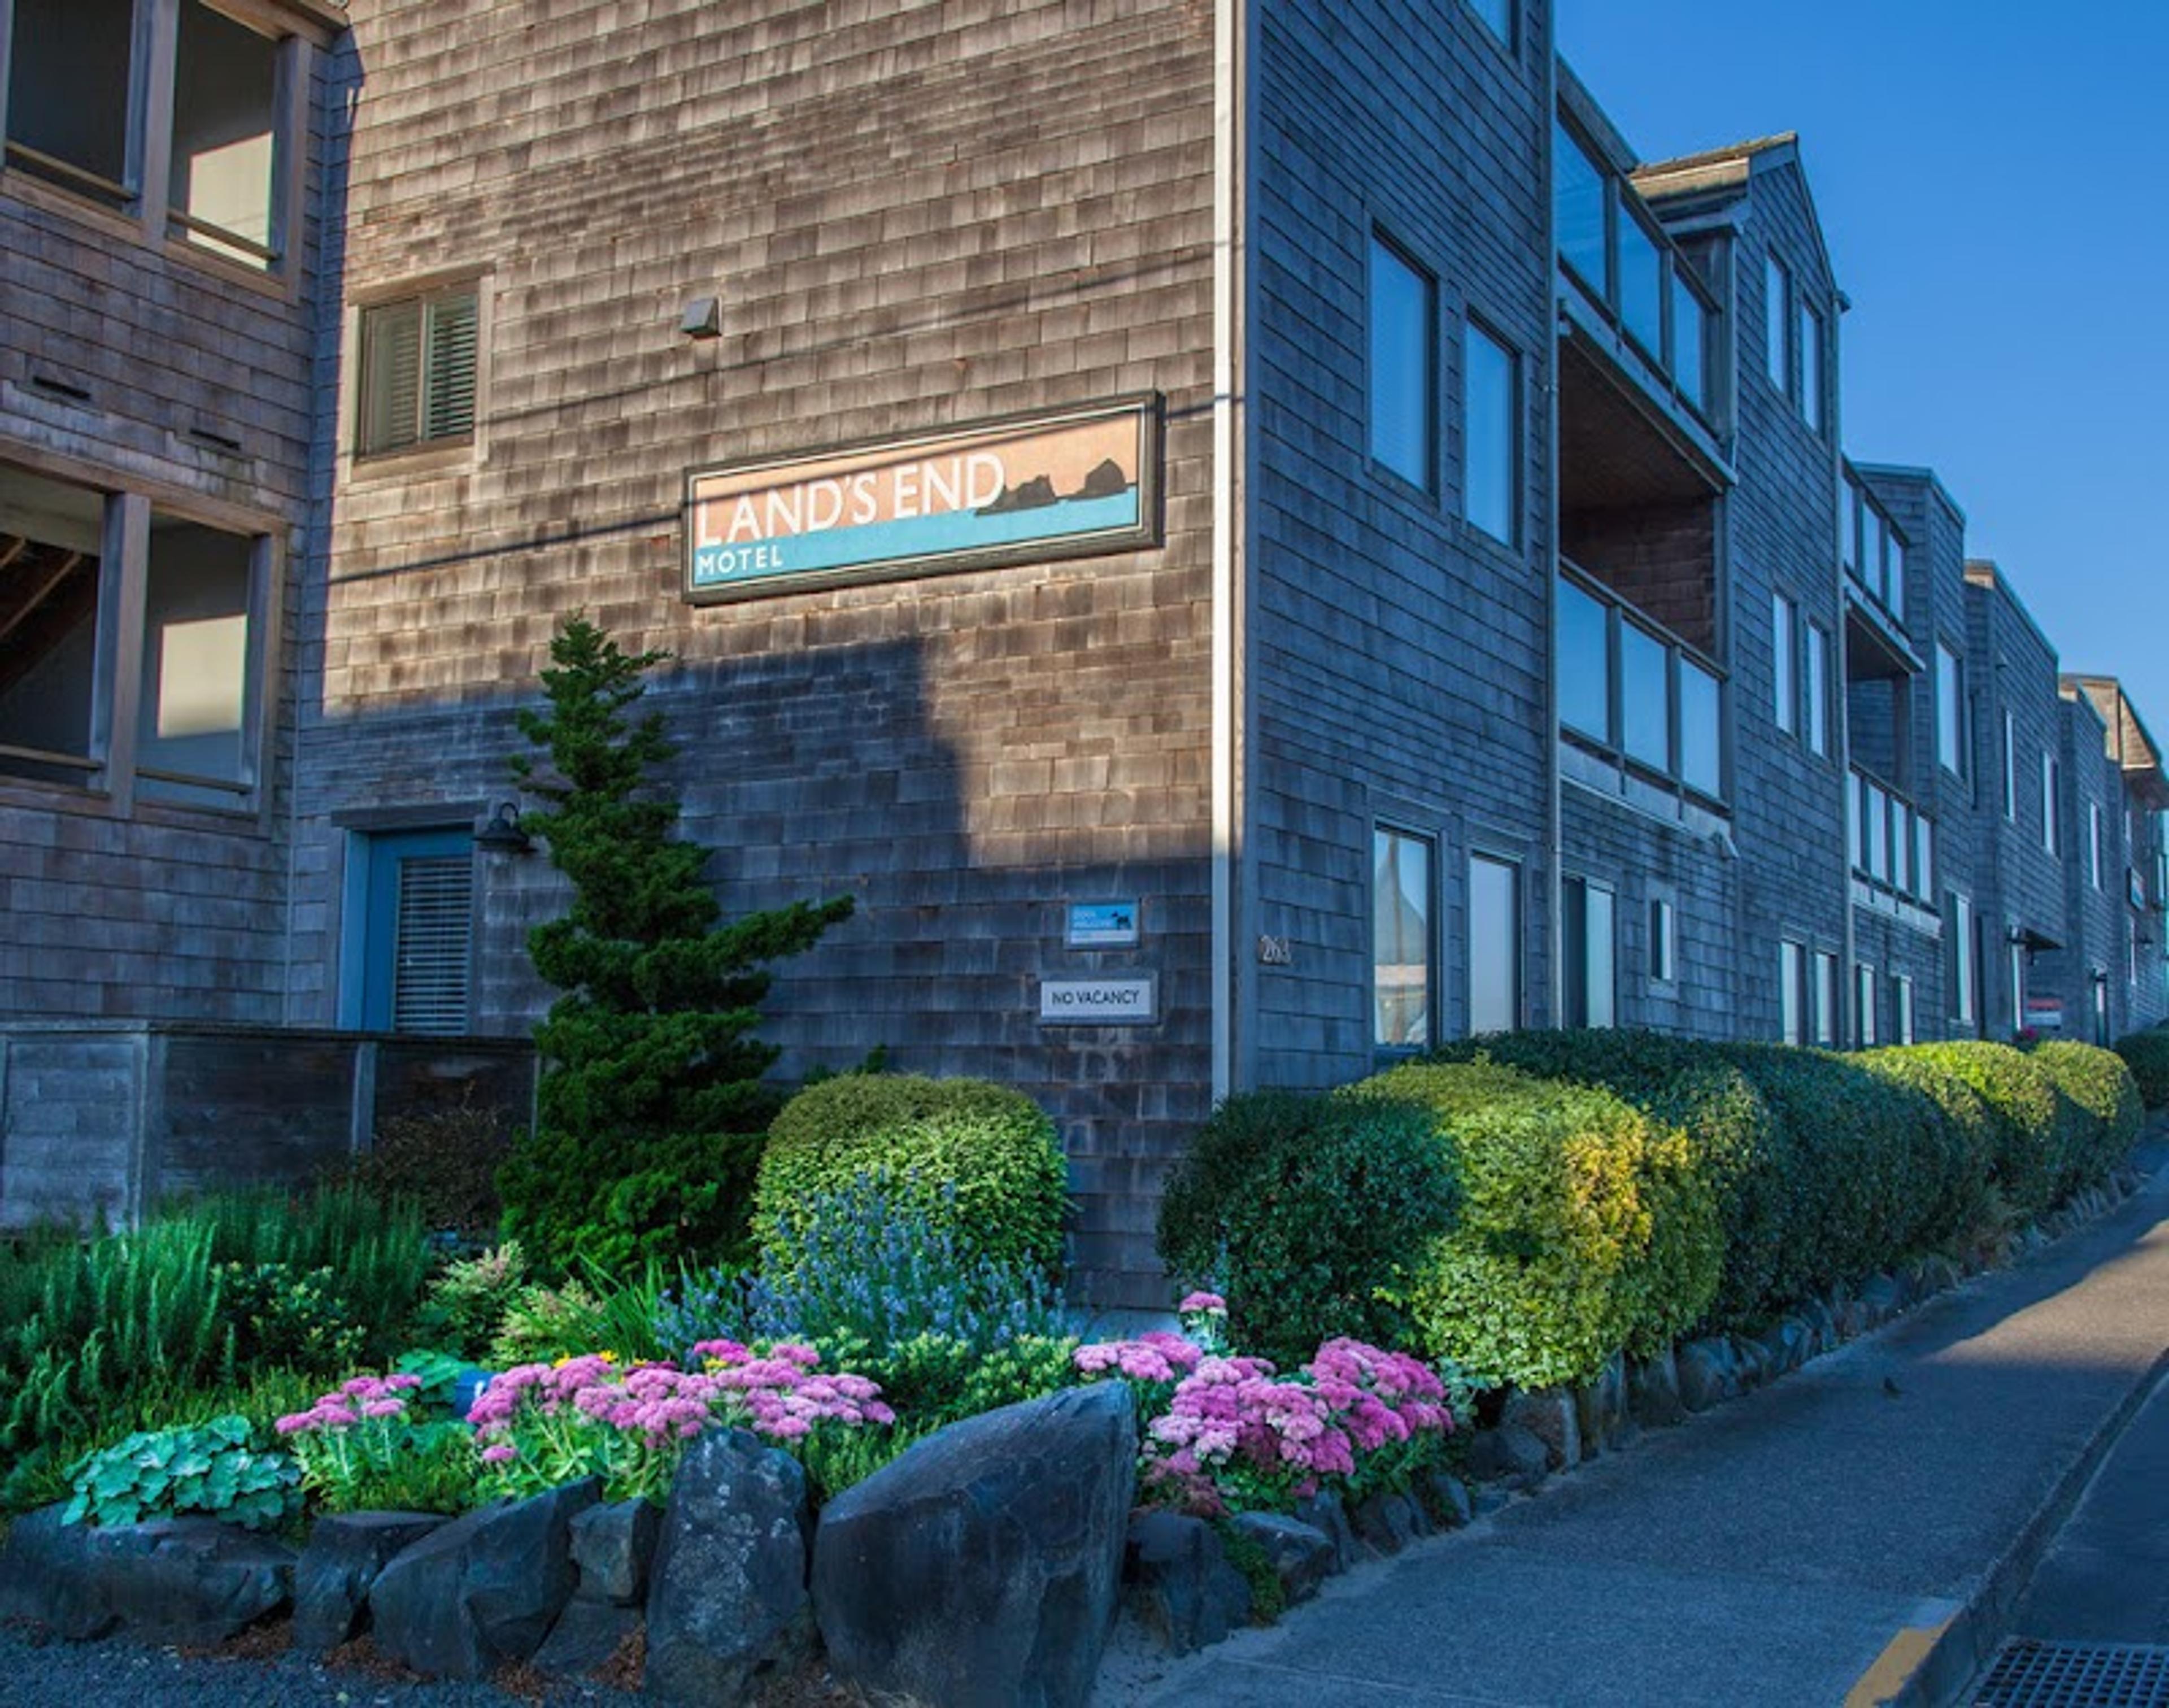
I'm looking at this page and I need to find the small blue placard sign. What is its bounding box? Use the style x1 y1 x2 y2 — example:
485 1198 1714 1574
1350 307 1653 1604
1067 900 1141 948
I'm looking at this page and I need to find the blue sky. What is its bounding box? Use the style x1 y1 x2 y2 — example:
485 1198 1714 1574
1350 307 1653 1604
1557 2 2169 734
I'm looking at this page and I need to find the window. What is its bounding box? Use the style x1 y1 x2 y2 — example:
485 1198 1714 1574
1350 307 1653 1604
1805 622 1830 757
1854 962 1877 1048
1562 877 1615 1029
1936 643 1966 777
1671 273 1708 413
1464 320 1518 545
0 465 268 805
1554 121 1609 295
1367 235 1435 489
1949 891 1975 1025
5 0 296 265
1800 299 1826 433
1557 577 1610 741
1649 898 1676 983
1773 594 1797 734
2092 803 2106 890
1619 621 1670 771
1373 828 1434 1049
1679 659 1721 798
1813 951 1839 1046
2041 756 2059 856
169 0 282 267
1467 0 1513 47
1892 974 1916 1045
1779 940 1806 1045
359 285 481 459
2003 712 2018 820
1618 212 1664 357
1765 254 1792 392
2008 938 2026 1036
1467 852 1521 1034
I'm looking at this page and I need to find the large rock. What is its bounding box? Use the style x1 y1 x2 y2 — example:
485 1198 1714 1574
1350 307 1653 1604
644 1430 816 1706
533 1597 643 1679
1465 1422 1550 1489
1228 1513 1334 1606
1123 1511 1250 1654
1676 1337 1741 1413
1292 1491 1360 1574
292 1512 447 1654
369 1478 599 1679
813 1383 1136 1708
1573 1353 1629 1455
1348 1491 1423 1555
570 1498 661 1606
1627 1349 1684 1428
0 1505 119 1640
1503 1387 1580 1470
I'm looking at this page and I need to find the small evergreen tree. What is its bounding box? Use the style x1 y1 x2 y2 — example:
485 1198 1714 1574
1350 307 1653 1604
498 615 853 1271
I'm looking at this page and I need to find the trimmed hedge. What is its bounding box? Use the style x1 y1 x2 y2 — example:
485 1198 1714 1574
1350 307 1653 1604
2029 1040 2144 1192
2113 1029 2169 1112
1345 1061 1715 1389
1854 1047 1997 1254
1887 1042 2065 1223
753 1074 1068 1276
1156 1090 1460 1367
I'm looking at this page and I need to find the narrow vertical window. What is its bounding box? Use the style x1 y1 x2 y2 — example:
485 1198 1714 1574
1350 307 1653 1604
1936 643 1966 776
1563 877 1616 1029
1557 576 1611 742
1373 828 1434 1049
1554 122 1609 295
1620 621 1671 772
1773 594 1797 734
1467 852 1521 1035
1813 951 1839 1046
1800 299 1826 433
2041 756 2059 856
1893 974 1916 1045
1765 254 1792 393
1854 962 1877 1048
1780 940 1806 1045
1463 320 1519 546
2092 803 2105 890
1949 891 1975 1025
2009 939 2026 1035
1650 899 1676 983
1805 622 1830 757
134 516 262 806
1368 236 1435 490
2003 712 2018 820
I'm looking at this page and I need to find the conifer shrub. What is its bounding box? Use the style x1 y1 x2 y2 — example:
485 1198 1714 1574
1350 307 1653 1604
2113 1027 2169 1112
2029 1039 2144 1192
1155 1090 1459 1367
754 1073 1069 1278
497 615 853 1272
1347 1061 1706 1388
1884 1042 2064 1222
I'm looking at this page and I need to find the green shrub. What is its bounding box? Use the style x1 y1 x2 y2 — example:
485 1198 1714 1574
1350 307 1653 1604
1348 1061 1698 1389
1156 1090 1459 1368
1887 1042 2064 1222
63 1416 299 1532
489 1279 609 1367
411 1241 532 1361
347 1094 513 1240
1856 1047 1998 1252
216 1263 367 1372
1426 1031 1772 1330
754 1074 1069 1278
2030 1040 2144 1192
2114 1029 2169 1111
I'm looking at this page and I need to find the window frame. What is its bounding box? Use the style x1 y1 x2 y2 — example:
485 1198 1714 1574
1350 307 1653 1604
1948 890 1976 1026
355 279 484 462
1779 938 1806 1045
1764 252 1792 395
2003 711 2018 821
1461 313 1521 547
1812 949 1839 1047
2040 754 2059 856
1935 640 1967 779
1649 896 1676 985
1371 823 1437 1053
1562 875 1617 1030
1366 230 1438 495
1804 620 1831 758
1466 848 1522 1035
1772 592 1797 735
1853 960 1877 1048
1800 297 1826 435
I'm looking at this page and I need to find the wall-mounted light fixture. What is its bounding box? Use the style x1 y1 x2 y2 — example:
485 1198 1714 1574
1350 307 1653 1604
474 801 532 856
681 297 722 340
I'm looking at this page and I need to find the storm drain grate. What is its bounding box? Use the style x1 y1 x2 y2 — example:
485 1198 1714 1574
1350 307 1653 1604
1974 1640 2169 1707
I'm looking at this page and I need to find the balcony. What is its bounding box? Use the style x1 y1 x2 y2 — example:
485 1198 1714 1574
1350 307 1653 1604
1850 766 1939 932
1557 561 1727 825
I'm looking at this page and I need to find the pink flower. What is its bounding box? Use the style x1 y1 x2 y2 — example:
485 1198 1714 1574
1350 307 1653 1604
361 1398 406 1420
1177 1292 1227 1316
480 1443 518 1464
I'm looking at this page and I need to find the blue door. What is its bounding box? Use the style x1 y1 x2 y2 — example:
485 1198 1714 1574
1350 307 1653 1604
348 827 474 1034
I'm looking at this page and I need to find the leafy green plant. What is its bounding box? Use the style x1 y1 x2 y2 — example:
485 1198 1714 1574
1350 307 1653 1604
216 1262 367 1372
489 1279 611 1367
347 1093 513 1239
498 614 854 1271
1156 1090 1460 1367
1348 1061 1701 1388
277 1375 476 1516
2114 1028 2169 1112
63 1416 299 1531
2030 1039 2144 1193
1887 1042 2065 1222
1856 1047 1999 1253
411 1241 532 1361
755 1074 1069 1278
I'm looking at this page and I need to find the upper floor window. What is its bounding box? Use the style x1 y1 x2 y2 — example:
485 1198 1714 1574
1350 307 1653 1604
1559 569 1724 802
6 0 297 271
358 285 481 459
2092 802 2106 890
2041 755 2060 856
1765 254 1792 393
1463 319 1519 546
1367 234 1435 491
1804 621 1830 757
2002 711 2018 820
1773 593 1798 735
1555 122 1608 296
1936 642 1967 777
1800 299 1826 434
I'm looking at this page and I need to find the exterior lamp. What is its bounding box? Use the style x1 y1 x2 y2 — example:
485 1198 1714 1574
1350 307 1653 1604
474 802 532 856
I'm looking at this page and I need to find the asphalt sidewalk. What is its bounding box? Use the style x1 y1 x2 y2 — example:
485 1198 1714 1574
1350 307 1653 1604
1100 1152 2169 1708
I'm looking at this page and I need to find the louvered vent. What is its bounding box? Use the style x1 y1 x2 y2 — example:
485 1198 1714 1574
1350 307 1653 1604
390 854 471 1036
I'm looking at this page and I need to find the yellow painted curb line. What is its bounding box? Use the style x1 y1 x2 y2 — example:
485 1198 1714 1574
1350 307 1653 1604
1845 1620 1955 1708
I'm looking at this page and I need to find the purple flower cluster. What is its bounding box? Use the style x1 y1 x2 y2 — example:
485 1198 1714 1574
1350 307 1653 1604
690 1340 896 1440
1073 1322 1453 1511
466 1356 714 1452
275 1372 423 1436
